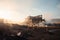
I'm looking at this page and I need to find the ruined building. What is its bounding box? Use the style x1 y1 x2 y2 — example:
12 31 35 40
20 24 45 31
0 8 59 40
24 15 46 27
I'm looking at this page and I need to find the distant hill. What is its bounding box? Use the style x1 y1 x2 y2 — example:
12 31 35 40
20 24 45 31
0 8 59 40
51 19 60 24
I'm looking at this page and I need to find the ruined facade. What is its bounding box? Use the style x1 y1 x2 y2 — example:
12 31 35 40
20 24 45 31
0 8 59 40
25 15 46 27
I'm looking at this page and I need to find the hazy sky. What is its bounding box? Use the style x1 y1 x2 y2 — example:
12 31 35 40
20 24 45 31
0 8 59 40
0 0 60 22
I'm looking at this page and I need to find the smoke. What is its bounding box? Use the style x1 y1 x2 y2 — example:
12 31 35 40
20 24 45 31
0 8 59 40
43 12 53 20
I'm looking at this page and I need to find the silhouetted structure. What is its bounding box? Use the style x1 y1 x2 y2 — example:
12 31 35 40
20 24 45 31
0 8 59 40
25 15 46 27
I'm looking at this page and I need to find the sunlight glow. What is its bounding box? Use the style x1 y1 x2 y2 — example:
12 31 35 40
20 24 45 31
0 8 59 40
0 0 33 24
0 9 25 24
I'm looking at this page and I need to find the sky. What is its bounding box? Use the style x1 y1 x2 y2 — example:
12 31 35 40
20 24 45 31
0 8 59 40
0 0 60 23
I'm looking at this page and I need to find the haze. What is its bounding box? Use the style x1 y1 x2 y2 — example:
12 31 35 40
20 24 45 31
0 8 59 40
0 0 60 23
